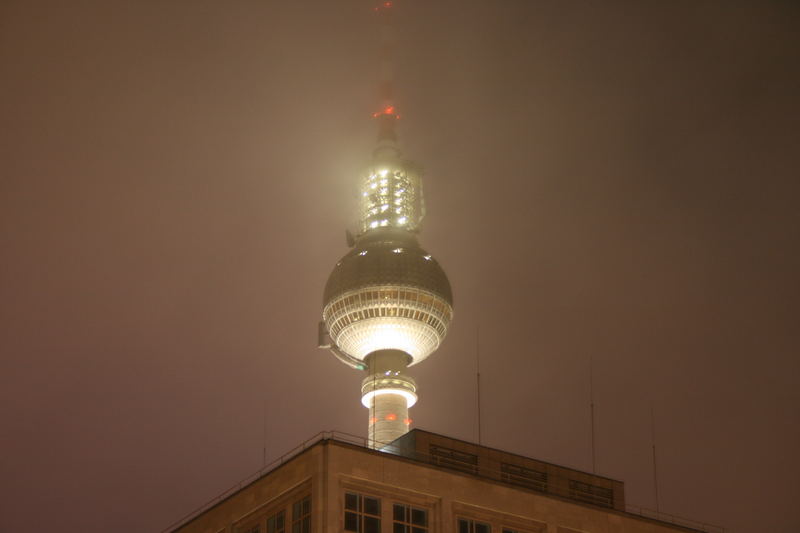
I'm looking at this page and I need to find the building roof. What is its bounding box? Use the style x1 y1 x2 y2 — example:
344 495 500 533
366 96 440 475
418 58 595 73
164 429 723 533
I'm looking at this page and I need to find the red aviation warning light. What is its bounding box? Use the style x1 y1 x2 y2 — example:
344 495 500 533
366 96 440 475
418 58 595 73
372 105 400 119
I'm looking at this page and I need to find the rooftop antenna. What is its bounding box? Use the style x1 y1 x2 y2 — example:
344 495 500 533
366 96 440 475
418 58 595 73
476 325 482 445
651 403 660 512
590 355 596 474
262 399 267 468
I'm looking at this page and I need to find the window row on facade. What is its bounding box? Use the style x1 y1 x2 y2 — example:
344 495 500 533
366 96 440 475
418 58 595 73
458 518 529 533
344 491 545 533
427 444 613 510
568 480 613 508
344 492 428 533
236 489 595 533
238 495 310 533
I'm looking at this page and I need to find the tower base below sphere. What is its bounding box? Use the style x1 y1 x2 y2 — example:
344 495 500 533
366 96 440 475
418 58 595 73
361 350 416 449
367 391 409 449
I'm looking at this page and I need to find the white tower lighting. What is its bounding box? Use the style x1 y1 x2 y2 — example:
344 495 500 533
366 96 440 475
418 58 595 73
319 1 453 449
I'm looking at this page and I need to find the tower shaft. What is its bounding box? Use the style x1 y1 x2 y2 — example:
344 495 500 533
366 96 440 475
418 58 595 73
361 349 416 448
368 393 409 449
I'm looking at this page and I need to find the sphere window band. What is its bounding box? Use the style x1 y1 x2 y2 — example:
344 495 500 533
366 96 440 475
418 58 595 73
323 287 452 333
323 285 453 364
326 288 450 317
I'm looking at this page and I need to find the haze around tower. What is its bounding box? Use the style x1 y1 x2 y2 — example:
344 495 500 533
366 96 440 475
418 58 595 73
0 2 798 532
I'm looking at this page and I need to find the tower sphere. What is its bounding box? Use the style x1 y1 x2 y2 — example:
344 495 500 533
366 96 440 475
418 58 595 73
323 227 453 366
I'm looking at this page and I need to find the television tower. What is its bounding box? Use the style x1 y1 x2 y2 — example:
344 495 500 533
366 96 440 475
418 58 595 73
319 1 453 449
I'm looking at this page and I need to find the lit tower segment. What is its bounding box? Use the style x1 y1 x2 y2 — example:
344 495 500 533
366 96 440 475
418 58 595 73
319 1 453 449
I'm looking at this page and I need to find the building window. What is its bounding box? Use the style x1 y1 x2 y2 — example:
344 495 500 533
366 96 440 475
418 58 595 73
568 480 613 508
268 510 285 533
344 492 381 533
292 496 311 533
393 503 428 533
458 518 490 533
500 463 548 492
429 445 478 475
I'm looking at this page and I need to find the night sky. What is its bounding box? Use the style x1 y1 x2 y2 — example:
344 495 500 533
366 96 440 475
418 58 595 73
1 2 798 532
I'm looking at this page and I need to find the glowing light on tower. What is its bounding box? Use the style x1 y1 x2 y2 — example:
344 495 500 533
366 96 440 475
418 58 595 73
319 1 453 449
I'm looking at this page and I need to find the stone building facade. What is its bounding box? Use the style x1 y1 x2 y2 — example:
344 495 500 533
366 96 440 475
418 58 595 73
169 430 713 533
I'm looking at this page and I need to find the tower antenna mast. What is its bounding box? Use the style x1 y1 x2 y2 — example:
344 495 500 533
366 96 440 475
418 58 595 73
371 1 402 158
